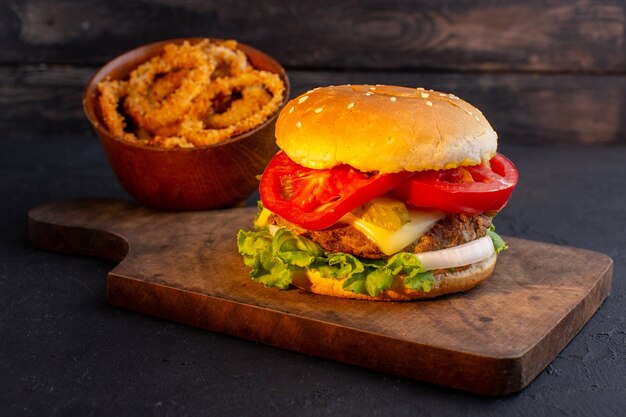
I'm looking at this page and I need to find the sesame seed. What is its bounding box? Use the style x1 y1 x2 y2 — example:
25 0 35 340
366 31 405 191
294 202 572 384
439 93 447 97
365 92 373 96
421 92 429 98
298 96 309 104
313 87 321 91
475 115 480 121
296 121 302 128
426 101 433 106
417 87 425 90
314 107 323 113
390 97 397 102
369 86 376 91
347 102 355 109
289 106 294 113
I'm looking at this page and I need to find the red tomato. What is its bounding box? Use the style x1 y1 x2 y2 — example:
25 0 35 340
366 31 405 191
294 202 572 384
392 153 518 214
260 151 411 230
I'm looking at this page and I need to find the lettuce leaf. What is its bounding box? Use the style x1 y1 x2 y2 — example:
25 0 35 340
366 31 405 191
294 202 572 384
238 217 507 296
387 252 434 292
237 229 292 289
488 225 508 254
237 227 434 297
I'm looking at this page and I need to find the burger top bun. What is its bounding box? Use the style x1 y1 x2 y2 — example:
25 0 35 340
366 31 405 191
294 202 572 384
275 85 498 173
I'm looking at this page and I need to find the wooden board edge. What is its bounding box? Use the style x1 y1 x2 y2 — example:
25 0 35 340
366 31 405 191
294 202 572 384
28 212 129 262
107 272 531 395
512 255 614 393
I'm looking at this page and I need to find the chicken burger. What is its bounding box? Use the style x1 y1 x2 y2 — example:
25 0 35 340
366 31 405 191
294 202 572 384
237 85 518 301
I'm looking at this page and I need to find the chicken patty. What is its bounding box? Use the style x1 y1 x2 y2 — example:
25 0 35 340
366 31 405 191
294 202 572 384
267 212 492 259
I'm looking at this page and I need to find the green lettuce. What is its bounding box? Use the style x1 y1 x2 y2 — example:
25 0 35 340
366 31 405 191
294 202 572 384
487 225 508 254
237 227 434 297
237 209 507 297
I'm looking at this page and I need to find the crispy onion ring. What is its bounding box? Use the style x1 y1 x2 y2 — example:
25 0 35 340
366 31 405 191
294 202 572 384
206 86 272 128
97 39 285 148
206 40 250 78
97 79 138 143
146 135 195 148
124 40 215 131
176 71 285 146
147 69 190 105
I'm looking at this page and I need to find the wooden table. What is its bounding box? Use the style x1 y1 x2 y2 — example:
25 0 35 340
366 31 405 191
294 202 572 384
1 1 625 416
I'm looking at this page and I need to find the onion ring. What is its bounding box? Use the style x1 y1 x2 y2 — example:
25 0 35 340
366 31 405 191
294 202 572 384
178 70 284 146
97 39 285 148
147 135 195 149
206 40 250 78
124 40 214 131
147 69 190 105
97 79 138 143
206 85 272 128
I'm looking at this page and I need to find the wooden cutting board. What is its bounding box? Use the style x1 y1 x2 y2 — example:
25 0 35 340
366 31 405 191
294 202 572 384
28 199 613 395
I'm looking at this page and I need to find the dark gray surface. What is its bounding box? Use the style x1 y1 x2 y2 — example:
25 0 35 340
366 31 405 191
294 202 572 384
1 132 625 416
2 0 625 413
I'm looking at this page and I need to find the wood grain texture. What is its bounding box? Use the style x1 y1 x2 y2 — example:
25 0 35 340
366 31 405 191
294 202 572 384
3 0 625 72
2 66 625 145
28 199 613 395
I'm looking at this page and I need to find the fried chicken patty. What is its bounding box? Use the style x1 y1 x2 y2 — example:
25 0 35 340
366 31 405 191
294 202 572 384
267 212 492 259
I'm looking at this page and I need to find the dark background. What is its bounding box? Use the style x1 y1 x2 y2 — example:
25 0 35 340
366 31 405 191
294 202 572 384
1 1 625 416
3 0 626 145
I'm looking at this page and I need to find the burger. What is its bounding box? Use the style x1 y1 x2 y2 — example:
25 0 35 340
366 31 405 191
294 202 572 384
237 85 518 301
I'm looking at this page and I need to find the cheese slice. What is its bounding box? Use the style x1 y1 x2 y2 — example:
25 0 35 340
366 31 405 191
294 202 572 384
341 208 444 255
255 207 272 228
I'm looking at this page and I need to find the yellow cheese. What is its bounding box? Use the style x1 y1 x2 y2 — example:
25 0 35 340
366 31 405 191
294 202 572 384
342 208 444 255
255 207 272 228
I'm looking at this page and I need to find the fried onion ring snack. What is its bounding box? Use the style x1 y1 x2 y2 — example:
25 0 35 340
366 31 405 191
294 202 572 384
97 39 285 148
97 79 137 142
176 70 286 146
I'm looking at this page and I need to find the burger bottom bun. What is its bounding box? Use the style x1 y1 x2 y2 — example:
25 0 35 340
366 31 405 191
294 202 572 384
291 253 497 301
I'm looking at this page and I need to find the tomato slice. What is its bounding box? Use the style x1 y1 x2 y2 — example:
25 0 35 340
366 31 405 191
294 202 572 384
260 151 411 230
392 153 518 214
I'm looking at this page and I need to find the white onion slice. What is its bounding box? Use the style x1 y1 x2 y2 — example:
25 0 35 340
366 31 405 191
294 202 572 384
268 223 494 272
414 236 495 271
268 224 279 236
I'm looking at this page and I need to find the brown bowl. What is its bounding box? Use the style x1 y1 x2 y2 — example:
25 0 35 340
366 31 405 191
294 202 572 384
83 38 289 210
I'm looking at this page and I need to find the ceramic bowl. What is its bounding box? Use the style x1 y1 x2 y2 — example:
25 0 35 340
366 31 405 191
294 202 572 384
83 38 289 210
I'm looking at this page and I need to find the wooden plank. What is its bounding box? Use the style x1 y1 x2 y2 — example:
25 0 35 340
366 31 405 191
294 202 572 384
2 0 625 72
2 66 625 144
28 199 613 395
288 70 626 146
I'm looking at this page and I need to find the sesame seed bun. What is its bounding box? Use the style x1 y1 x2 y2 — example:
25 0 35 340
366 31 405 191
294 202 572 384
291 253 497 301
275 85 498 173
